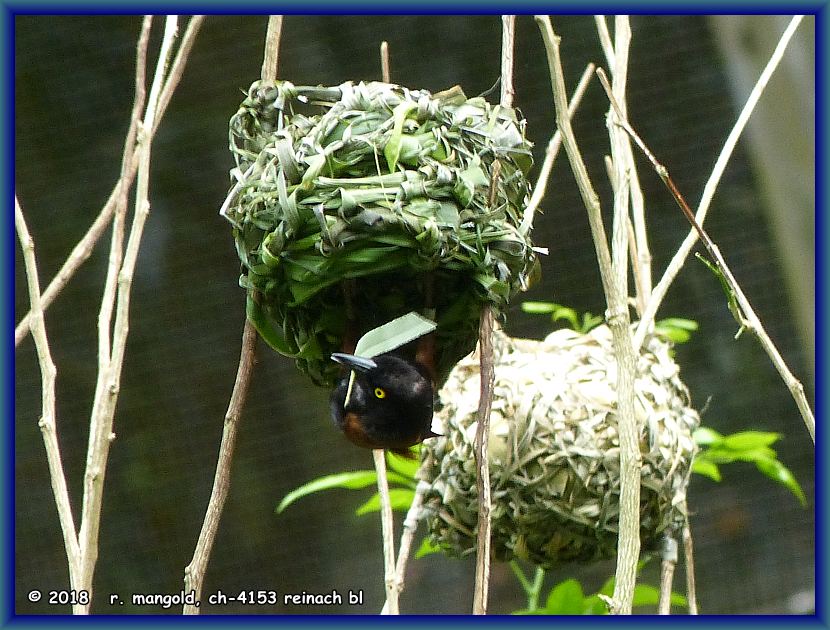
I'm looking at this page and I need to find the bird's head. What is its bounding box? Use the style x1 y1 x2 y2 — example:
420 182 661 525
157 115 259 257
329 352 437 453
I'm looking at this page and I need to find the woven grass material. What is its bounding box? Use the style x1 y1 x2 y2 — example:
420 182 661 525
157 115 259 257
420 325 699 567
222 80 536 386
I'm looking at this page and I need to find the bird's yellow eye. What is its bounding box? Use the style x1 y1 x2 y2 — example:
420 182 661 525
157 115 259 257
374 387 386 399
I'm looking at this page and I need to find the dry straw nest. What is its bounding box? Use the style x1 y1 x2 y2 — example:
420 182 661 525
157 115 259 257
222 80 537 386
420 325 700 567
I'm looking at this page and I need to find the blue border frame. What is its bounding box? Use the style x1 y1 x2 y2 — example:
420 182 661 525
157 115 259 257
4 3 826 627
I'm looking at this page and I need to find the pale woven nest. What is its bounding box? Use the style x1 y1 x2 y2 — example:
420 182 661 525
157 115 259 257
420 325 699 567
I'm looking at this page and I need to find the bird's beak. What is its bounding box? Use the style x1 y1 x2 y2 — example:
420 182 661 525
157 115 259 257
331 353 378 373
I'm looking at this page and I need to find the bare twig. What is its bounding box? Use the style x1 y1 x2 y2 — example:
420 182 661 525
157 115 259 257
78 17 181 612
471 16 514 615
16 197 82 600
472 305 495 615
597 17 655 311
379 479 429 614
657 535 678 615
499 15 516 108
522 62 595 234
96 15 152 382
605 16 641 615
184 320 258 613
535 14 640 614
594 15 615 69
597 16 814 443
374 450 400 615
155 16 205 131
373 38 401 616
261 16 283 82
183 15 282 614
380 41 391 84
14 15 204 348
683 523 699 614
634 15 804 347
15 14 152 350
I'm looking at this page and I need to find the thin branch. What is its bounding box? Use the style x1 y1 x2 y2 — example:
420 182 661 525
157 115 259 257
261 16 284 83
632 15 804 345
499 15 516 108
15 197 82 597
374 450 399 615
534 17 614 294
657 535 678 615
683 523 699 614
15 15 204 348
522 62 595 234
155 16 205 129
96 14 152 381
597 16 814 443
472 17 514 615
535 14 640 614
594 15 615 69
184 319 258 613
380 41 391 83
605 16 640 616
183 16 282 614
596 16 652 306
379 479 429 614
373 38 400 616
78 16 181 612
472 305 495 615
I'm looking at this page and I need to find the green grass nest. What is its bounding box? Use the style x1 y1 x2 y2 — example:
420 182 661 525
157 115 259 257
420 325 699 567
222 80 537 386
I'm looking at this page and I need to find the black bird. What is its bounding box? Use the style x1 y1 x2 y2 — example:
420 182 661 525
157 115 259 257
329 352 439 457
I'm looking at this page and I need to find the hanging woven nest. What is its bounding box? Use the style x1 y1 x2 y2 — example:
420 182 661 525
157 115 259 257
419 325 699 567
222 80 537 386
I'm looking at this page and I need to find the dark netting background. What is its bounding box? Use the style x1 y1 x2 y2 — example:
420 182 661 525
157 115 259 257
14 15 814 615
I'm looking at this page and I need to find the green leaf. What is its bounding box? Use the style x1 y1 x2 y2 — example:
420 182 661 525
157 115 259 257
691 458 722 481
655 317 699 343
754 457 807 506
384 101 418 173
721 431 782 451
631 584 660 607
544 579 585 615
414 537 442 559
246 294 295 355
355 488 416 515
597 575 615 597
551 307 579 330
582 595 609 615
520 301 557 314
696 253 745 333
353 311 437 358
693 426 723 446
276 471 378 513
579 313 603 333
386 450 419 483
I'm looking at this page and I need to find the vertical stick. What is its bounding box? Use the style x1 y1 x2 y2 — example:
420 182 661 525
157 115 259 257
534 14 640 614
373 38 401 616
183 15 280 614
261 16 283 82
78 17 180 612
683 524 699 614
657 535 678 615
472 15 514 615
16 197 82 597
472 306 495 615
183 319 257 613
374 450 399 615
605 15 641 616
